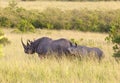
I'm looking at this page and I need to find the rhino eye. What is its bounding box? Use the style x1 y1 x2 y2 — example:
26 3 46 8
70 48 74 51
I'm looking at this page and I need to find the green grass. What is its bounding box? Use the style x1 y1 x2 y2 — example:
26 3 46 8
0 29 119 83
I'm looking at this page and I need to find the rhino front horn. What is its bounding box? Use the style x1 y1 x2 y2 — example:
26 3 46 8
21 38 27 49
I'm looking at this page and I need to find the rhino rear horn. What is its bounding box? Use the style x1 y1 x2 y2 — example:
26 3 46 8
27 40 30 46
27 39 33 45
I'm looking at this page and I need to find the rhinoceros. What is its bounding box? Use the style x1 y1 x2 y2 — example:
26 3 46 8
21 37 74 57
67 43 104 60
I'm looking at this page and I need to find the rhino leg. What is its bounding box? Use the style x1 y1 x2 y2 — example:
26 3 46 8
38 54 45 59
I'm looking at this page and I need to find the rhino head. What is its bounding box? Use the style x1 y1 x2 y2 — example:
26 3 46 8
21 38 35 54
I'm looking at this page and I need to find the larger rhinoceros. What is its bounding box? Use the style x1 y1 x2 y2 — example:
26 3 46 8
21 37 74 57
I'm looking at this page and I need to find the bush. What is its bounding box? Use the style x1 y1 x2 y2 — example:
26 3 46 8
40 8 70 30
0 16 11 27
0 0 36 32
106 21 120 57
17 19 35 32
1 2 120 33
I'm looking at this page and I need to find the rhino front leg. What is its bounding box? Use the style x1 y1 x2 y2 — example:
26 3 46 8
38 54 45 59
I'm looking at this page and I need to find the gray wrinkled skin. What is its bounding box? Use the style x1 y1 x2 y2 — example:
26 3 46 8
21 37 52 55
68 45 104 60
21 37 73 57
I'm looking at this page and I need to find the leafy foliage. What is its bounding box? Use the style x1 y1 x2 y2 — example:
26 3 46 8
106 19 120 57
0 1 120 33
0 1 35 32
17 19 35 32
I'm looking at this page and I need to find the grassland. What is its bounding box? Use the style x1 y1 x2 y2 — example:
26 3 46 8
0 29 119 83
1 1 120 11
0 1 120 83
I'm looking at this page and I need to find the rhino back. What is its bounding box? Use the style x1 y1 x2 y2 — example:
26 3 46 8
90 48 103 56
35 37 52 54
50 38 72 55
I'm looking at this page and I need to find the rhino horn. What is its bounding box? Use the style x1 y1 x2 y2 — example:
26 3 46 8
27 40 30 46
21 38 27 49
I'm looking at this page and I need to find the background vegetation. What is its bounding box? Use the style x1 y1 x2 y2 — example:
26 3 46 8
0 1 120 33
106 23 120 57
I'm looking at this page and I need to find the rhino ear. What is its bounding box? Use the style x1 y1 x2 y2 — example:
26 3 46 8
21 38 27 49
75 42 77 47
27 40 30 46
27 42 30 46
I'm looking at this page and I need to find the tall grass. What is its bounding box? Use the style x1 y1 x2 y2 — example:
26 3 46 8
0 1 120 82
0 29 119 83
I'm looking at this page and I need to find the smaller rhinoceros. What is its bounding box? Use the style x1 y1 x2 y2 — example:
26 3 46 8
67 43 104 60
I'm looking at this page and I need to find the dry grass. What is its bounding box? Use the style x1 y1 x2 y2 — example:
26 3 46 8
1 1 120 11
0 1 120 82
0 29 119 83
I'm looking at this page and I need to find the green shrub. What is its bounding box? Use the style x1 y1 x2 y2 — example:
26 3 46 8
40 8 67 29
109 11 120 57
106 21 120 57
17 19 35 32
1 3 120 33
0 16 11 27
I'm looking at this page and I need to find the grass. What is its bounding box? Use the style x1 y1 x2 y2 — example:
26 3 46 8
0 1 120 82
0 29 119 83
1 1 120 11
